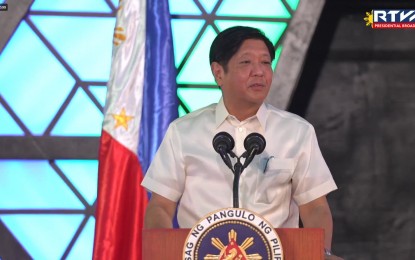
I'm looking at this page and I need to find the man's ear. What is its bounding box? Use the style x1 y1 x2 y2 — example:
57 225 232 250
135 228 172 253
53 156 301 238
211 62 224 86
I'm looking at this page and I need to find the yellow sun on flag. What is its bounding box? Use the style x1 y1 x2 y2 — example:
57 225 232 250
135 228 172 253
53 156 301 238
364 11 373 27
112 108 134 130
113 26 126 46
113 0 126 46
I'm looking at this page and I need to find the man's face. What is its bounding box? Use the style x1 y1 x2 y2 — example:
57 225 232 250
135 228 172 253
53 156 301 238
212 39 273 113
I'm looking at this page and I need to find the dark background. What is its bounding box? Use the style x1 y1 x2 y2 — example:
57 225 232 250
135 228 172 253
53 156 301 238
292 0 415 259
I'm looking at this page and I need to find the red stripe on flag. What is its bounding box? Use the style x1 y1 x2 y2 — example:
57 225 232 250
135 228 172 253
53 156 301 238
93 130 148 259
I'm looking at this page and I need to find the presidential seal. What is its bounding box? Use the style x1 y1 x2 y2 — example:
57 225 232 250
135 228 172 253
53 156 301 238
182 208 283 260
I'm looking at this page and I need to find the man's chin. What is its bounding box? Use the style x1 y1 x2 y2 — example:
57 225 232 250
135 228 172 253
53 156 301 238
248 92 268 103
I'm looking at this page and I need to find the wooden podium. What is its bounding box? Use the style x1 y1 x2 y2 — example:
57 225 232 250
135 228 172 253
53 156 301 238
143 228 324 259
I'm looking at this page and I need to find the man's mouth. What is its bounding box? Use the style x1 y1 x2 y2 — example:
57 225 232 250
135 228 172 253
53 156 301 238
249 83 265 88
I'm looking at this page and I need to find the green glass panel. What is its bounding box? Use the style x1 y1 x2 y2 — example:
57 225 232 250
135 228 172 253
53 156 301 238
171 19 205 68
51 88 103 136
286 0 301 10
168 0 202 15
177 26 217 85
178 105 187 117
0 214 84 259
89 86 107 108
217 0 290 18
272 45 283 70
178 88 222 112
198 0 219 13
215 21 287 45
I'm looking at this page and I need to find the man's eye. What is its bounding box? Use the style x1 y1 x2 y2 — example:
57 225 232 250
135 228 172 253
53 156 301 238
240 60 250 64
262 61 271 65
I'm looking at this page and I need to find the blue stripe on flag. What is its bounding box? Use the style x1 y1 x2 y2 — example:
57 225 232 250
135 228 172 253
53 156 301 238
139 0 178 172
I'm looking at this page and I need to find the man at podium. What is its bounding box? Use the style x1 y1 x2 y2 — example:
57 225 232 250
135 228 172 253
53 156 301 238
142 26 342 259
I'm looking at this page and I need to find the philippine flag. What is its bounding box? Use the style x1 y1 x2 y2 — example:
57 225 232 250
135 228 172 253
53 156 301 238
92 0 178 259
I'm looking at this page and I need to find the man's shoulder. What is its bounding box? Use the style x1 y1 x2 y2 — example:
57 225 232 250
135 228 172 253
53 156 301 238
170 103 217 127
265 103 312 127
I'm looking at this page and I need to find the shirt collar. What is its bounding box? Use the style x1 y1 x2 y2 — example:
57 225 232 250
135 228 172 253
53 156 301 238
215 98 268 129
215 98 229 128
256 102 268 129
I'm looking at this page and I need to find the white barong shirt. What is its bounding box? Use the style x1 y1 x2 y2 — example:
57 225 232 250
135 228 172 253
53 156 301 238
142 98 337 228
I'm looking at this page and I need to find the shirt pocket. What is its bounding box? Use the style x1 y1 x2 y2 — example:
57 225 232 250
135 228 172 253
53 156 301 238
254 158 296 204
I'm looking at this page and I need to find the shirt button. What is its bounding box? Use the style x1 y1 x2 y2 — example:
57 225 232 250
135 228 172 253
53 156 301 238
238 127 243 132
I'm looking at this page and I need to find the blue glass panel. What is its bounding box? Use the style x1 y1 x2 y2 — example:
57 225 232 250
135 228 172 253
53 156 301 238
287 0 300 11
66 217 95 260
177 26 217 85
110 0 118 9
51 88 103 136
0 160 84 209
0 103 24 135
177 88 222 112
198 0 219 13
215 21 287 45
30 16 116 81
171 19 205 68
217 0 290 18
55 160 98 205
0 21 75 135
30 0 111 12
0 214 85 259
89 86 107 108
168 0 202 15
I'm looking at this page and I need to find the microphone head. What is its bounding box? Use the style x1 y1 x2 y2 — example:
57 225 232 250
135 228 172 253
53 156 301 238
244 133 266 155
213 132 235 153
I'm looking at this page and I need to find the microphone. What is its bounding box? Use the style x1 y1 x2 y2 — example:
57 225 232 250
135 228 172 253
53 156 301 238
242 133 266 169
212 132 235 171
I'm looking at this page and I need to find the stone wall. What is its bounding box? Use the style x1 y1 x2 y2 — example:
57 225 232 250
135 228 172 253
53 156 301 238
304 7 415 259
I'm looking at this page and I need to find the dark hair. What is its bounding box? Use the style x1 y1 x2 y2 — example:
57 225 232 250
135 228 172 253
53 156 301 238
209 26 275 69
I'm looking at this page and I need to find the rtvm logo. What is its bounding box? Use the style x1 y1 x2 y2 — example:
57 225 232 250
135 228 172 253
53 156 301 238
364 10 415 29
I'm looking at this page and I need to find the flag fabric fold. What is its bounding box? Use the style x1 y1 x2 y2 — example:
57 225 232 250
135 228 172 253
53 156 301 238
93 0 177 258
140 0 179 172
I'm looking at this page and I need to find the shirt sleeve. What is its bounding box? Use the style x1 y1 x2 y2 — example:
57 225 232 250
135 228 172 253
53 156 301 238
141 123 185 202
292 125 337 205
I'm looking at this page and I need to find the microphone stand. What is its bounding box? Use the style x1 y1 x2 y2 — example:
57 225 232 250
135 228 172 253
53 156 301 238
214 132 266 209
229 152 246 208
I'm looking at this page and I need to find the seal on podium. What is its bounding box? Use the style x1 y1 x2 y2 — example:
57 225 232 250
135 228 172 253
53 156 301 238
182 208 283 260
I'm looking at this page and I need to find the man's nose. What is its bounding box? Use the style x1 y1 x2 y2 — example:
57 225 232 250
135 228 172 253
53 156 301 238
251 62 264 76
